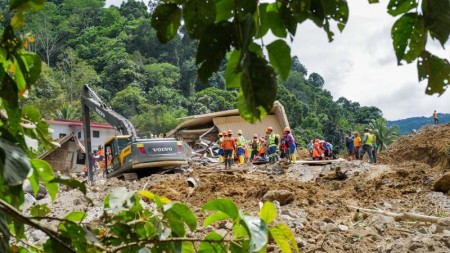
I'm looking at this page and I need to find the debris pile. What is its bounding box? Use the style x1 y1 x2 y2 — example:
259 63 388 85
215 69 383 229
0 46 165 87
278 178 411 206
27 123 450 252
380 123 450 170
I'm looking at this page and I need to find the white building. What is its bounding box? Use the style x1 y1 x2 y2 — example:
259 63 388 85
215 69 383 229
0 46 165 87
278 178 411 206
47 119 117 152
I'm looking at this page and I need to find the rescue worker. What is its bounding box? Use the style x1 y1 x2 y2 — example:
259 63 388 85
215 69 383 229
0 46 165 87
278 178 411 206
217 132 224 163
265 127 277 163
369 129 377 164
222 130 236 169
258 137 266 157
312 140 323 160
345 130 354 161
250 134 260 160
307 140 314 158
353 132 361 160
275 133 281 161
359 128 374 164
236 130 246 164
433 110 439 125
284 127 296 163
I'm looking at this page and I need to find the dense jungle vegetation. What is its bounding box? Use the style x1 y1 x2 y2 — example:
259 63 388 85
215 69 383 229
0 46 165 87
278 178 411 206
1 0 386 149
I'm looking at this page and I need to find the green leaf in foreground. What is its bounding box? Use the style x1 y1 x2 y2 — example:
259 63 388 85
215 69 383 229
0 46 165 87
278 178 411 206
417 51 450 95
422 0 450 46
203 211 230 227
196 21 234 83
183 0 216 39
202 198 239 220
199 232 225 253
387 0 418 16
64 211 87 223
151 4 182 43
10 0 45 12
225 49 241 89
267 39 291 81
391 13 426 64
269 223 299 253
238 52 277 123
0 138 32 186
241 214 268 252
30 203 51 217
106 187 136 214
163 202 197 236
0 211 10 253
50 175 86 195
31 159 54 182
260 201 277 224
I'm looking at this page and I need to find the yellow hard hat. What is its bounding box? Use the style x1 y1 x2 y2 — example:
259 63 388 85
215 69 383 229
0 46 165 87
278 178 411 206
218 132 223 136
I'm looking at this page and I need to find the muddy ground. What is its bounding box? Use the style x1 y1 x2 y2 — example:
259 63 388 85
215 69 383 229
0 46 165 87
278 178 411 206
29 123 450 252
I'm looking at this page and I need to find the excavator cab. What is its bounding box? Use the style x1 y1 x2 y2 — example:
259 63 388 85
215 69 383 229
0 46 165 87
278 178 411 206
104 135 132 174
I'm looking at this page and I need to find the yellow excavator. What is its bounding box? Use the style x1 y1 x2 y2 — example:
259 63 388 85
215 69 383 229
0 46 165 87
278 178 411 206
81 84 187 182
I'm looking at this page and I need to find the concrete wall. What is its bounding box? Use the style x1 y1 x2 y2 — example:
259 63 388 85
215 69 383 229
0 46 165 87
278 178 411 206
49 122 117 151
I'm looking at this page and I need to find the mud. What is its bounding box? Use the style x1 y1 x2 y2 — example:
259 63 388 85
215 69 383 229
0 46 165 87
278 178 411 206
29 123 450 252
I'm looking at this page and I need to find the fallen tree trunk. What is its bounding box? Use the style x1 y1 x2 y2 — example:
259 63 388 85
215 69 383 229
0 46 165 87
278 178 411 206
349 206 441 223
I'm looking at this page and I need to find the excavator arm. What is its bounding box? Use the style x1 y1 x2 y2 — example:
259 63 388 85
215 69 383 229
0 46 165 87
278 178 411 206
81 84 137 183
81 84 137 139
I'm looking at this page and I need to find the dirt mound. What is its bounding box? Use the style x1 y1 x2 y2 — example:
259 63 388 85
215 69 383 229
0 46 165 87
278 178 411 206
380 123 450 170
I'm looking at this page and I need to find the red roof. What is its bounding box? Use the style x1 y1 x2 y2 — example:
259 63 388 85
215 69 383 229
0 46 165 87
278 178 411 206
48 119 115 129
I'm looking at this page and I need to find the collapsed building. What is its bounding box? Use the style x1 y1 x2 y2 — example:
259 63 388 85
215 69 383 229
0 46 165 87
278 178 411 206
167 101 290 149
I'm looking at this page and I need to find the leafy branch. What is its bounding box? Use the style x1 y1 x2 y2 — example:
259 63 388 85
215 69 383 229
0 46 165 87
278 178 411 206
151 0 449 122
0 199 75 253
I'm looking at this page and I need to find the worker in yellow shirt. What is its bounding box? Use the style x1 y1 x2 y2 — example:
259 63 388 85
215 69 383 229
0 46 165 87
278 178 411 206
353 132 361 160
359 128 374 164
236 130 246 164
217 132 224 163
369 129 377 164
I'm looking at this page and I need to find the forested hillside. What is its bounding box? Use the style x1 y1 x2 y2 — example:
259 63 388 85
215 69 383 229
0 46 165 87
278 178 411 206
1 0 384 149
388 114 450 135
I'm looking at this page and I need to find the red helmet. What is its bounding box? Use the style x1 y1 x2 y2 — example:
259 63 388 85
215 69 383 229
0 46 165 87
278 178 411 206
253 134 258 138
227 130 233 135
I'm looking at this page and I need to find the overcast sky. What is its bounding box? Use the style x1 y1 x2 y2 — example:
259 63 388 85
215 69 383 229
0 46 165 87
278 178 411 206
106 0 450 120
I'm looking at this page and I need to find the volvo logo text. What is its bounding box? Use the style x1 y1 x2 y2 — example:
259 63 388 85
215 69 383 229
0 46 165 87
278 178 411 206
152 147 173 152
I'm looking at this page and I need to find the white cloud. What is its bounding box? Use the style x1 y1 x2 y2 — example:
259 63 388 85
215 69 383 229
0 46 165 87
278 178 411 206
291 1 450 120
105 0 450 120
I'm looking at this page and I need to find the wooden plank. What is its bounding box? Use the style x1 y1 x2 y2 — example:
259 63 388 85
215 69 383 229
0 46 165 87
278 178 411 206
294 160 334 165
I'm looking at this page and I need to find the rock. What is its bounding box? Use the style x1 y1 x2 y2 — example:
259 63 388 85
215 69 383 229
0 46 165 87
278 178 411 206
295 237 306 247
435 219 450 233
417 227 428 234
307 238 316 244
281 209 295 218
383 202 393 209
317 222 339 232
338 224 349 231
323 217 334 223
262 190 294 205
31 230 47 243
369 214 396 233
73 198 82 206
408 242 423 251
434 172 450 193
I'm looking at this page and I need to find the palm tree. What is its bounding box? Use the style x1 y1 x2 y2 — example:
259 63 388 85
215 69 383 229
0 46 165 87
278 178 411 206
368 117 400 152
52 102 80 120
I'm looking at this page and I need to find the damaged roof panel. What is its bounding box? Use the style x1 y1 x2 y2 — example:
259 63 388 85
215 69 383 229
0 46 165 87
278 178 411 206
168 101 290 144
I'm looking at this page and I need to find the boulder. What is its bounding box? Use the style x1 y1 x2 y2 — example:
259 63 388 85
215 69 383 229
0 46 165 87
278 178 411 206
262 190 294 205
434 172 450 193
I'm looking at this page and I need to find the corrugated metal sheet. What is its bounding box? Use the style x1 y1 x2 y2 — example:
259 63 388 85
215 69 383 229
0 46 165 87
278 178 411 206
167 101 290 144
213 115 283 140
